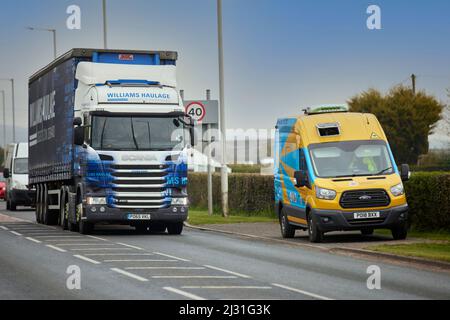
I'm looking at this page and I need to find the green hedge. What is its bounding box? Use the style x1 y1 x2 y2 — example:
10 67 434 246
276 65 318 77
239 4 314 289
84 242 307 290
188 172 450 231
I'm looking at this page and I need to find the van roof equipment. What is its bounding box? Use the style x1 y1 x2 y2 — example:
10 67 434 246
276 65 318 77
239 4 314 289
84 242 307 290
305 104 349 115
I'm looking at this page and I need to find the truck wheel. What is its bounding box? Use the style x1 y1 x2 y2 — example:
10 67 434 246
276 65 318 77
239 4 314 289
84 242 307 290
308 214 324 243
167 222 183 235
59 192 68 230
42 187 52 225
79 220 93 235
361 228 374 235
391 223 408 240
68 220 78 232
279 207 295 238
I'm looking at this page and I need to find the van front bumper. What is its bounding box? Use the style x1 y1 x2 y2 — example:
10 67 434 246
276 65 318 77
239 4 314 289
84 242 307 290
10 189 35 206
311 204 408 232
83 205 188 224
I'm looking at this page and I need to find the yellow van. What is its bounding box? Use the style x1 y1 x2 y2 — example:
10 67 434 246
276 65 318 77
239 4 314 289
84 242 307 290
274 105 410 242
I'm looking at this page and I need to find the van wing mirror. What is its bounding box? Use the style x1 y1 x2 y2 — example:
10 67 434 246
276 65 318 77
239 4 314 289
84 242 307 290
74 126 85 146
3 168 9 179
400 164 410 182
294 170 307 187
73 117 82 127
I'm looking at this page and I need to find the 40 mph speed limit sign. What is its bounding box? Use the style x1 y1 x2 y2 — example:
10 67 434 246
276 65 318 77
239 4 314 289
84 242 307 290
185 101 206 122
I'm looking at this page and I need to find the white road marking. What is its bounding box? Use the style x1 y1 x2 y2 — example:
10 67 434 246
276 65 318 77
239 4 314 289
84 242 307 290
125 267 205 270
182 286 272 289
34 236 83 239
163 287 205 300
204 265 251 279
104 259 176 262
46 245 67 253
0 226 9 230
73 255 101 265
116 242 143 250
25 237 42 244
272 283 334 300
152 275 237 279
10 231 22 236
55 243 117 246
84 253 154 256
86 235 108 241
153 252 190 262
110 268 148 282
71 248 133 251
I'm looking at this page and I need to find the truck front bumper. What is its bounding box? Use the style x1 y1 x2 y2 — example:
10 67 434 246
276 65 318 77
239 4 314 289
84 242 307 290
311 204 408 232
83 205 188 224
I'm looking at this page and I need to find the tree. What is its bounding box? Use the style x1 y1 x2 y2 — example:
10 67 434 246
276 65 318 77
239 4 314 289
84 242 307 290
348 86 443 164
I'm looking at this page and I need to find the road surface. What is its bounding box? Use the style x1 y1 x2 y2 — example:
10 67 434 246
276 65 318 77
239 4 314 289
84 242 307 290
1 202 449 300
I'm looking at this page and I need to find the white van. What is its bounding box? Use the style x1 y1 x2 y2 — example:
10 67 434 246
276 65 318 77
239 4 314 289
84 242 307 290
3 143 35 210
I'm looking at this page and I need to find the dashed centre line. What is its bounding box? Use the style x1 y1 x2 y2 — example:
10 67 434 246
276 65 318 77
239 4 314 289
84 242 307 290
125 267 205 270
103 259 177 262
0 226 9 230
152 276 237 279
153 252 190 262
272 283 334 300
116 242 143 250
182 286 272 290
25 237 42 244
204 265 251 279
163 287 205 300
10 231 22 236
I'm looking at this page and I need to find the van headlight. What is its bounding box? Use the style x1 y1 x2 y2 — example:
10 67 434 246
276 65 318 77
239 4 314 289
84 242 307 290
390 183 404 196
86 197 107 205
171 197 188 206
315 186 337 200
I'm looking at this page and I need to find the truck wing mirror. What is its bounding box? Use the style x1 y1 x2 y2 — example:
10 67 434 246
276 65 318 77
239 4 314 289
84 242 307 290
294 170 307 188
73 117 82 127
3 168 9 179
400 164 410 182
74 126 85 146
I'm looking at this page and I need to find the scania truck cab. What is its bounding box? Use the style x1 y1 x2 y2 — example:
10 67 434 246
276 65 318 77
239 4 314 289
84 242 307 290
274 105 410 242
29 49 193 235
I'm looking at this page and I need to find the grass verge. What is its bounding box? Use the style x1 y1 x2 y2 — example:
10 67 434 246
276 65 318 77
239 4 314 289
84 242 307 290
367 243 450 263
374 229 450 241
187 210 277 226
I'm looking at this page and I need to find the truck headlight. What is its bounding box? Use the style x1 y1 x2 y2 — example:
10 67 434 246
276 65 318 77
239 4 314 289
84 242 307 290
171 197 188 206
390 183 404 196
86 197 107 205
315 186 337 200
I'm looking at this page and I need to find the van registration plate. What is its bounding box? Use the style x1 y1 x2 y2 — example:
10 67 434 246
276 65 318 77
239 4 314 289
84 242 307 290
127 214 151 220
353 211 380 219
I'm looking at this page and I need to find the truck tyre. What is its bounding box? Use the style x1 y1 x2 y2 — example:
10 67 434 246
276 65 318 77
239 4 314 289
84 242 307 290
279 207 295 238
167 222 183 235
391 223 408 240
361 228 374 236
35 186 41 223
42 186 53 225
59 191 68 230
149 223 167 233
308 213 324 243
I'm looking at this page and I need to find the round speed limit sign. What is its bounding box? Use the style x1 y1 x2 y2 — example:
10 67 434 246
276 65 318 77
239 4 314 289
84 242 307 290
185 102 206 122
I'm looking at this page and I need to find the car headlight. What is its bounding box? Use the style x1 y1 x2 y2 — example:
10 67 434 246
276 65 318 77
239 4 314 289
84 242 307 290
390 183 404 197
315 186 337 200
86 197 107 205
171 197 188 206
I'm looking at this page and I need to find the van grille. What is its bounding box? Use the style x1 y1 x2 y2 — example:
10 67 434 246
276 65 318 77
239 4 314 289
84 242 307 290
339 189 390 209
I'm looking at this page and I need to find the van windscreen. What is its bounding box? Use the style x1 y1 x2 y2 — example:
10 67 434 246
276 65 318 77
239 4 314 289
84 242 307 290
14 158 28 174
308 140 394 178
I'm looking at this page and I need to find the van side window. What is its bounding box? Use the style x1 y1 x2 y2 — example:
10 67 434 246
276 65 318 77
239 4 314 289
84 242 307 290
299 149 310 188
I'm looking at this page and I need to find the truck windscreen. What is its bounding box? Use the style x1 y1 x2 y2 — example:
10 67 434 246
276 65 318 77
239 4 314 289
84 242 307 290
308 140 394 178
91 116 185 151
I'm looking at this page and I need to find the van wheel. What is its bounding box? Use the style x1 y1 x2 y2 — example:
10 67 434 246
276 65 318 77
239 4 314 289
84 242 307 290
308 214 324 243
280 207 295 238
149 223 167 233
6 198 10 210
167 222 183 235
391 223 408 240
361 228 374 235
9 199 17 211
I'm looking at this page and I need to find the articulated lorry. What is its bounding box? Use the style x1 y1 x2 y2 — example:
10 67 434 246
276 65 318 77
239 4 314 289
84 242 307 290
29 48 194 235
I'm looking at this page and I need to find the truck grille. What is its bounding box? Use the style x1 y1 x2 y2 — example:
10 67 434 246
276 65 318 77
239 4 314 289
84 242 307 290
109 164 169 209
339 189 390 209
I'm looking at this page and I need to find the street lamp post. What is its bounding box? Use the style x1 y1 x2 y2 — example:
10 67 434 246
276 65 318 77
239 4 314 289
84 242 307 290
102 0 108 49
217 0 228 217
0 79 15 143
26 27 57 60
1 90 6 150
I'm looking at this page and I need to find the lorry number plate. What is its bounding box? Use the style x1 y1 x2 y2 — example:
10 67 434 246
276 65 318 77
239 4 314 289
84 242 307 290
353 212 380 219
127 214 151 220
